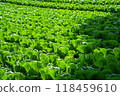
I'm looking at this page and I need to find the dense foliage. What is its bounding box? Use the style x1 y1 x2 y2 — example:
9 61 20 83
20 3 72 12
0 0 120 80
1 0 120 12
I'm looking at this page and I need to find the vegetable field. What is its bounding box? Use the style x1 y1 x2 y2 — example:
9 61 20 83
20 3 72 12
0 0 120 80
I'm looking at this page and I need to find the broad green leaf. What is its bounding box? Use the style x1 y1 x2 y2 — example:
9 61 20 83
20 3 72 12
57 60 66 69
48 69 56 80
94 58 106 68
77 45 85 53
113 48 120 59
39 69 46 80
94 49 100 53
100 48 108 56
22 62 31 73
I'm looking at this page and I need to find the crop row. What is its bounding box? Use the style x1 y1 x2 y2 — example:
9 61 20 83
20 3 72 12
0 0 120 12
35 0 120 5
